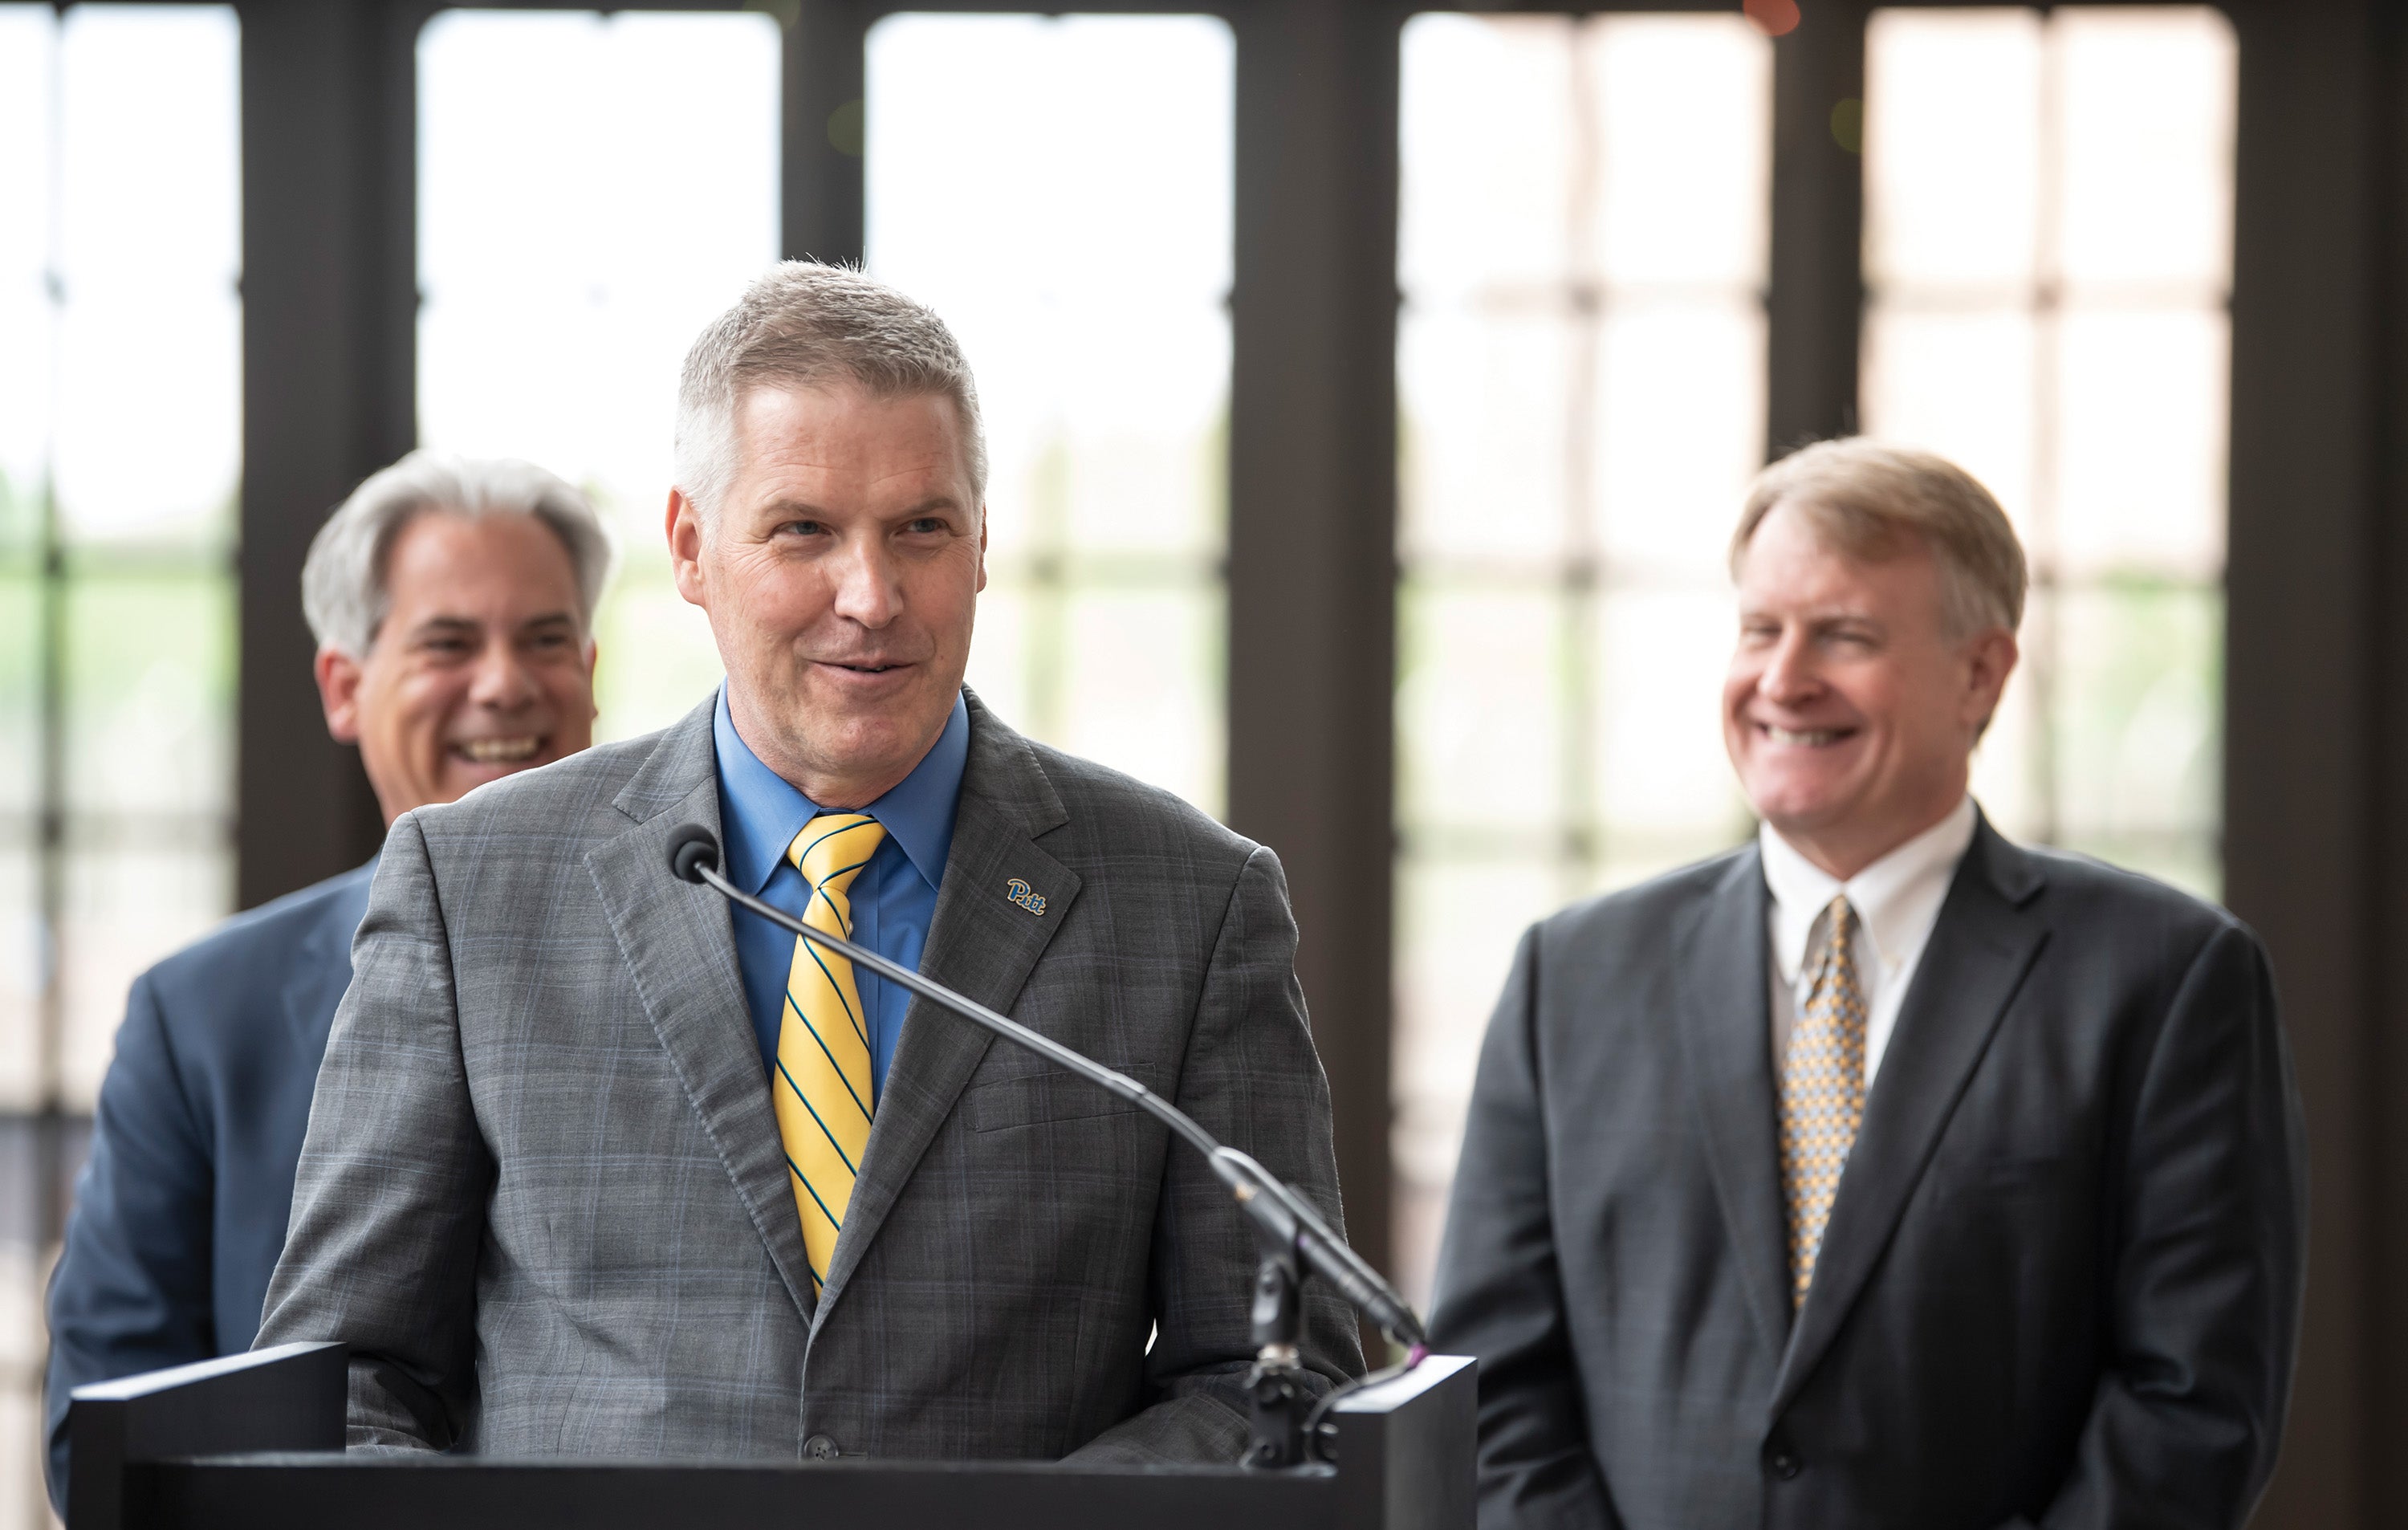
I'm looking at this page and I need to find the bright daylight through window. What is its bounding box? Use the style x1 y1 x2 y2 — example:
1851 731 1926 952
0 6 242 1523
417 7 782 744
1390 6 2235 1307
0 4 2243 1514
1392 12 1771 1302
867 13 1234 819
1864 6 2233 901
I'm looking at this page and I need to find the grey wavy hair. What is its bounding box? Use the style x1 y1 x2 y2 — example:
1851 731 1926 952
300 450 616 659
673 261 987 519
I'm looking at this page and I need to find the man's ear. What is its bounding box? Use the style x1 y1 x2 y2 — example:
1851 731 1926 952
667 488 708 608
315 646 365 743
1965 626 2020 727
976 505 990 593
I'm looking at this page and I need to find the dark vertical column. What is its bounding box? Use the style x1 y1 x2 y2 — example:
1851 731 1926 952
1764 0 1866 457
783 1 870 267
2368 7 2408 1530
1227 0 1401 1294
236 0 426 908
2221 2 2384 1524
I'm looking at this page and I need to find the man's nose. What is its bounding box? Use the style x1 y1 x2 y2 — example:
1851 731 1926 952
469 637 541 709
828 536 903 629
1758 630 1819 702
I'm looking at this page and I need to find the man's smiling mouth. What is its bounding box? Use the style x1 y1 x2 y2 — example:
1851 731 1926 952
1761 724 1853 747
453 736 543 764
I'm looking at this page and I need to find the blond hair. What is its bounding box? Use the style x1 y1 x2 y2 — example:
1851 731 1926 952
1731 438 2028 638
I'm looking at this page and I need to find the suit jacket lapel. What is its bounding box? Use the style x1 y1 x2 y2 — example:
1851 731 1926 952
1770 816 2048 1414
816 696 1082 1324
586 699 821 1327
1673 848 1792 1361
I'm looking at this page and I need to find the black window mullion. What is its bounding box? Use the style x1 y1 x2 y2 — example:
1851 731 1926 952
236 0 425 912
784 1 870 267
1226 0 1405 1299
1767 0 1869 454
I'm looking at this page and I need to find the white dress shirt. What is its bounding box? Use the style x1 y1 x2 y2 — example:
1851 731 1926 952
1762 796 1979 1091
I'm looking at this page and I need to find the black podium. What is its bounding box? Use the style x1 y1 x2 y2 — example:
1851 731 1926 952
68 1342 1475 1530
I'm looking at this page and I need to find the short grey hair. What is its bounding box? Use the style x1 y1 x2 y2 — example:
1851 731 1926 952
673 261 987 518
301 450 616 659
1732 437 2028 639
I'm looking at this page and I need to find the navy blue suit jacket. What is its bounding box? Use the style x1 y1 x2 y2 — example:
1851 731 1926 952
43 858 375 1511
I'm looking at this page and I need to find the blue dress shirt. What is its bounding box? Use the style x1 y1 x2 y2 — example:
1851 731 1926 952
712 686 969 1094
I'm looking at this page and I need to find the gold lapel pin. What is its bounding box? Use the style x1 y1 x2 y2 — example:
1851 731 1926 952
1005 878 1047 917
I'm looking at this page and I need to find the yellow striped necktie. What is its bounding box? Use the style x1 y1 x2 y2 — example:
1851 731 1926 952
1778 893 1866 1310
775 812 887 1288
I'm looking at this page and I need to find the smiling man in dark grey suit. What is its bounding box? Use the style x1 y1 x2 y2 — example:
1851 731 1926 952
1429 438 2305 1530
256 262 1361 1460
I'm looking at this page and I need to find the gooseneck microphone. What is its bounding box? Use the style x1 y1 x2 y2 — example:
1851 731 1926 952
665 822 1426 1466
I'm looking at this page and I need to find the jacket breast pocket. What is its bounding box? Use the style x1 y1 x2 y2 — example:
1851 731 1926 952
1938 1151 2072 1202
965 1062 1162 1133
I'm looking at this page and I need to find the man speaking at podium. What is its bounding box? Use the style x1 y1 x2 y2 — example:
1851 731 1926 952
256 262 1361 1459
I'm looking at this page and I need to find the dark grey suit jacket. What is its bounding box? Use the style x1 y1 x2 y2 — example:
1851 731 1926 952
1428 816 2304 1530
255 691 1361 1459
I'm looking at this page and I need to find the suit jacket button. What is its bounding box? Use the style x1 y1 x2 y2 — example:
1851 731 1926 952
1767 1450 1802 1480
804 1434 840 1460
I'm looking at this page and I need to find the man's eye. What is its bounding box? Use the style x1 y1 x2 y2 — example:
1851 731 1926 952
905 517 948 535
779 519 827 537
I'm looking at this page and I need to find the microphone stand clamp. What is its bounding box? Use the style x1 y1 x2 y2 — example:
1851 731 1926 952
1243 1216 1309 1471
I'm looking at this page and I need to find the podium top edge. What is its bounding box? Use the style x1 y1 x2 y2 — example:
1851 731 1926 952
1328 1351 1475 1414
157 1453 1324 1481
69 1341 344 1404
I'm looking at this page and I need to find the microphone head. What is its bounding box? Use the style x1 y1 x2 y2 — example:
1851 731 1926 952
666 824 722 885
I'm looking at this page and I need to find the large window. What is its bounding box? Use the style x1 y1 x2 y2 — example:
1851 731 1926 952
865 13 1234 817
417 7 782 743
1863 6 2234 898
1391 12 1771 1300
1 11 2255 1512
0 6 242 1522
1387 5 2235 1304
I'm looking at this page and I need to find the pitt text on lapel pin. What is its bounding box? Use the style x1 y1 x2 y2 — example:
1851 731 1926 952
1006 878 1047 917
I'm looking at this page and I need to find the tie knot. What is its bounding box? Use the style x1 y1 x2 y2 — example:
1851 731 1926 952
1817 893 1857 971
787 813 888 893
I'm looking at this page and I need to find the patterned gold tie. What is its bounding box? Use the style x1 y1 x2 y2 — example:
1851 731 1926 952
775 812 887 1288
1779 893 1866 1310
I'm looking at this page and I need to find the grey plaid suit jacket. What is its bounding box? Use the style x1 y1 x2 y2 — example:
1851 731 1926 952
254 690 1362 1460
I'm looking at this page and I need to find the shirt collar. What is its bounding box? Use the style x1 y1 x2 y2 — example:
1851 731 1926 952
712 686 971 897
1759 795 1978 986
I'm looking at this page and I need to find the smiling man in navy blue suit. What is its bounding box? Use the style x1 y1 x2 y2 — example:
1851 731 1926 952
43 451 615 1512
